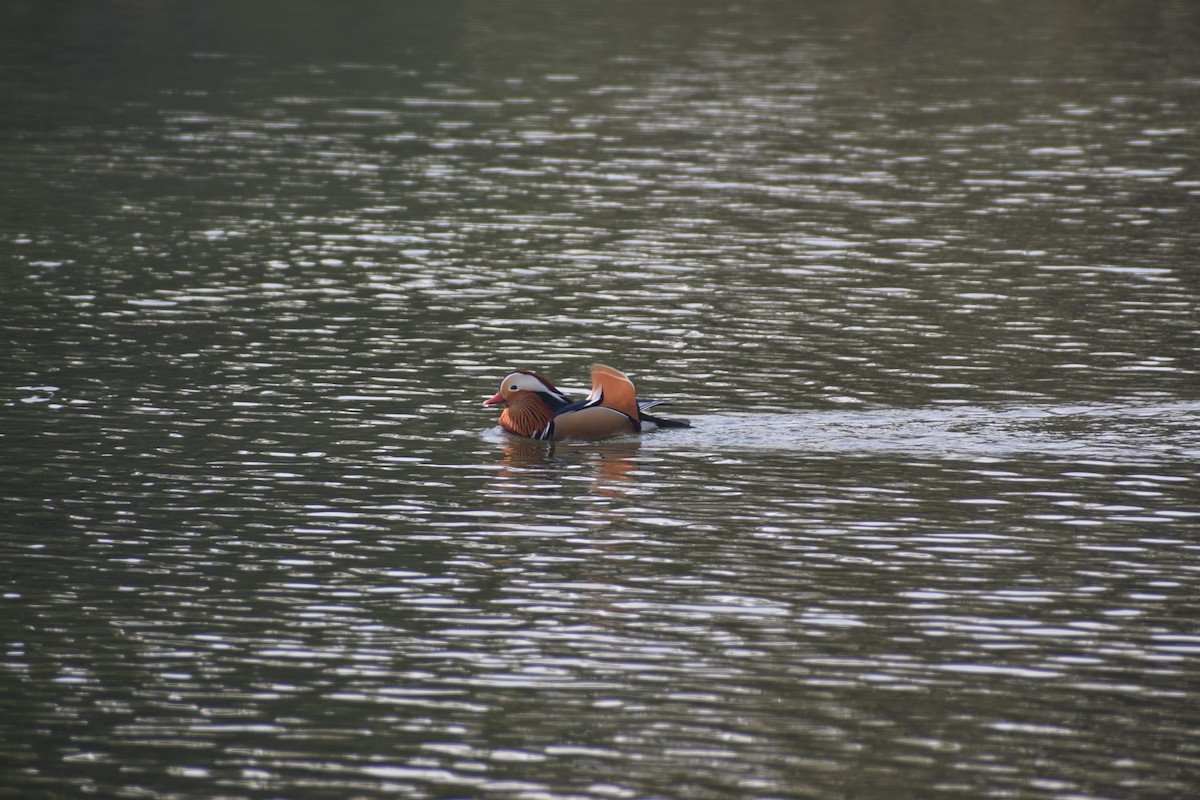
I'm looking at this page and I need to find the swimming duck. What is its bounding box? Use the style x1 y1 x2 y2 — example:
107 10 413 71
483 364 690 441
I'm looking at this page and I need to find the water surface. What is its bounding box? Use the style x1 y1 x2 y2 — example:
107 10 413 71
3 2 1200 799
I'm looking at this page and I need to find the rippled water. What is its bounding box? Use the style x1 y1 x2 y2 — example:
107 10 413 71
4 2 1200 798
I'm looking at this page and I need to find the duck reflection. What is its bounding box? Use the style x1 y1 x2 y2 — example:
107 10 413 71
489 436 643 503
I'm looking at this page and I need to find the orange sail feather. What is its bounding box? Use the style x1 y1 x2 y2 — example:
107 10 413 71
588 364 640 422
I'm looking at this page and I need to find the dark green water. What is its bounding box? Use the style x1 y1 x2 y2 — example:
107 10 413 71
3 2 1200 798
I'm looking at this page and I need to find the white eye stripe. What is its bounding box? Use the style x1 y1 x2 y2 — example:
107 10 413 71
502 372 553 393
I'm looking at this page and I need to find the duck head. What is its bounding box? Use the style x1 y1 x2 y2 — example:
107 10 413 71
483 370 572 438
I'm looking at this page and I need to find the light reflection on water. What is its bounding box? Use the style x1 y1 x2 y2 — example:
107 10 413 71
4 1 1200 799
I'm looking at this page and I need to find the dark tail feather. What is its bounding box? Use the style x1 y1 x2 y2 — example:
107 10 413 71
639 399 690 429
642 412 691 429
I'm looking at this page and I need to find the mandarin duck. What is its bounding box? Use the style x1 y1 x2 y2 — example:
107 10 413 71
484 364 690 441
